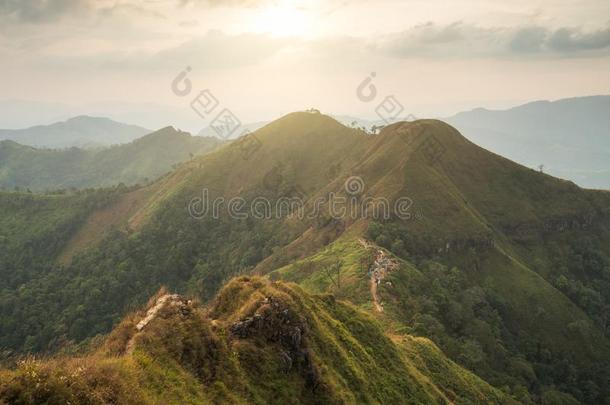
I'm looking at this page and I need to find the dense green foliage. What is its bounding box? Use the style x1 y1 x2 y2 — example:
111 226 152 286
0 189 125 289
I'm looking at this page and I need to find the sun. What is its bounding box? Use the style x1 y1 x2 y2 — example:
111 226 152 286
252 1 315 38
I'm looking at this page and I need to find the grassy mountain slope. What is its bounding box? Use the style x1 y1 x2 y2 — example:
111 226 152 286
0 277 510 404
0 127 222 191
1 111 609 402
0 116 150 149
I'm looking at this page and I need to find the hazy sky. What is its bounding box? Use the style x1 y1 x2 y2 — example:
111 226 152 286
1 0 609 130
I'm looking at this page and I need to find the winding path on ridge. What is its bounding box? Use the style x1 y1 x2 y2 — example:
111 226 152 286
359 239 398 313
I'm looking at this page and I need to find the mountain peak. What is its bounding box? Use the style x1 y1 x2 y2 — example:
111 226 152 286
273 110 347 128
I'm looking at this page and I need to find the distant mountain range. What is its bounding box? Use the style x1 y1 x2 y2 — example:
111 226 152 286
0 127 222 191
444 95 610 189
0 116 151 149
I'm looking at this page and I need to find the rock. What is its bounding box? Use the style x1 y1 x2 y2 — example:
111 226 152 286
136 294 185 332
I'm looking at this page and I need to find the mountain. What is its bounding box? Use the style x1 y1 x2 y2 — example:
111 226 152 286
0 127 222 191
445 95 610 189
1 112 609 403
0 277 510 404
0 116 151 148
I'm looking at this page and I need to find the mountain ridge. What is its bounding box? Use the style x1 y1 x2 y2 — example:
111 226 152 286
0 111 609 403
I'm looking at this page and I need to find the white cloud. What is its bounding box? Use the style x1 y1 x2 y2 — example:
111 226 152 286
374 22 610 59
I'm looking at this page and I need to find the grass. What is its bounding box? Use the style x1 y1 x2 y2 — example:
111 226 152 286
0 277 510 404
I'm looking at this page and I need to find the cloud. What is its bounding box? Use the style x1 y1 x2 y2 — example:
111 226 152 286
150 31 293 70
0 0 166 24
373 22 498 58
509 26 547 53
22 23 610 77
177 0 270 7
548 27 610 52
374 22 610 59
0 0 91 22
70 30 296 73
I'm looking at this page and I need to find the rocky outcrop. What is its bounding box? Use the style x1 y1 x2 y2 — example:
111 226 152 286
126 294 193 353
136 294 192 331
229 295 319 390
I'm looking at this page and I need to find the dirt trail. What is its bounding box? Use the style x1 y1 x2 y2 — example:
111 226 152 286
371 279 384 312
359 239 398 312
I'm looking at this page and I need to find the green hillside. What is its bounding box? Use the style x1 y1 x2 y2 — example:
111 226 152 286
0 277 510 404
1 112 609 403
0 127 222 191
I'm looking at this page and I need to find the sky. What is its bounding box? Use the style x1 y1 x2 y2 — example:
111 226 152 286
1 0 609 131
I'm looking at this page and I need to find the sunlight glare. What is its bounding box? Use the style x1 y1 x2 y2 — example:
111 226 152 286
252 1 315 38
